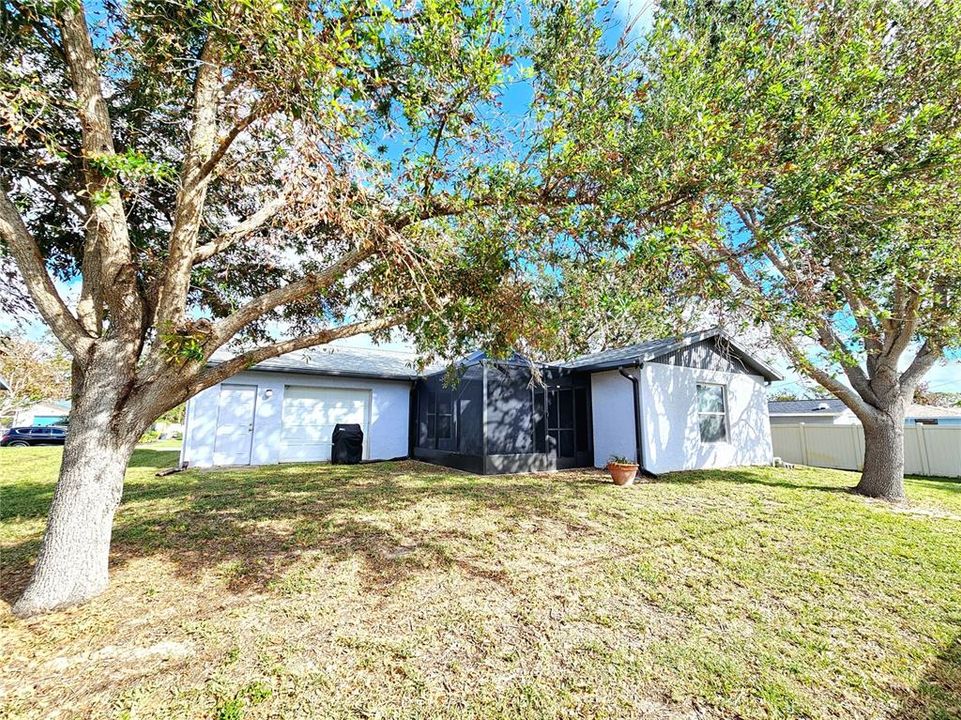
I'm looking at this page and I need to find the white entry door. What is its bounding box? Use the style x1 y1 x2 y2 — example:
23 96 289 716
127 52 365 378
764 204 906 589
280 386 370 462
213 384 257 465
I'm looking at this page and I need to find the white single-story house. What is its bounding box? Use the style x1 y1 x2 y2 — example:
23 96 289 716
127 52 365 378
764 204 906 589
11 400 71 427
181 328 782 475
768 399 961 426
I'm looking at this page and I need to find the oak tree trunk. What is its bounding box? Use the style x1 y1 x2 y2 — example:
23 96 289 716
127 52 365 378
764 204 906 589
12 355 148 617
855 407 906 502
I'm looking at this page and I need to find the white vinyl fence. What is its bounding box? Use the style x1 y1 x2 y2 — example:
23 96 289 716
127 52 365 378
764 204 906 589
771 423 961 478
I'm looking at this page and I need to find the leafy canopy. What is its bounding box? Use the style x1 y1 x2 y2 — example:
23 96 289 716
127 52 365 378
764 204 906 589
622 0 961 406
3 0 685 366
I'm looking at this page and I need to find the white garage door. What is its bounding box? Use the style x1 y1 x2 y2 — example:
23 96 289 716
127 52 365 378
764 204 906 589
280 386 370 462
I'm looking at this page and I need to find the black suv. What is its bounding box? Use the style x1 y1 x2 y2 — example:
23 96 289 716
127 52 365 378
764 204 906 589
1 426 68 447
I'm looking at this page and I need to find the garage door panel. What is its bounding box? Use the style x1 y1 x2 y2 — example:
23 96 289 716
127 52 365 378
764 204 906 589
280 387 369 463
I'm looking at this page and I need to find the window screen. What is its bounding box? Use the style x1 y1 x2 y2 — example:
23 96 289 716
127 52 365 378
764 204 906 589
696 383 728 443
426 391 436 441
437 392 453 439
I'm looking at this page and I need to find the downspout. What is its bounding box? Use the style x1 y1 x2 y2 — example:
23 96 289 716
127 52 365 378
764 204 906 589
407 381 417 459
619 363 656 478
481 360 489 475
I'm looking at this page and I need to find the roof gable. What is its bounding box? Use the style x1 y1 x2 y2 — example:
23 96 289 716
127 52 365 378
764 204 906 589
559 328 782 381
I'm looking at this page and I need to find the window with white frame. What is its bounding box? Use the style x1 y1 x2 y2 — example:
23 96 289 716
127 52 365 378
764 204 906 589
696 383 728 443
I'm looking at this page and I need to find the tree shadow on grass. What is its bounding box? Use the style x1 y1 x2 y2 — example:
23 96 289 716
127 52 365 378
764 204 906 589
0 450 182 522
657 468 854 496
0 456 603 604
906 475 961 494
893 633 961 719
126 449 181 468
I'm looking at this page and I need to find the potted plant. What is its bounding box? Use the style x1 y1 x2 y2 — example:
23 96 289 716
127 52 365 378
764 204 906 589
607 455 639 486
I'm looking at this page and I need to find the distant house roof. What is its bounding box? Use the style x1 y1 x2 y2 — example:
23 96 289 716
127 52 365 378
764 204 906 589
15 399 71 417
558 327 783 381
768 399 961 420
768 399 848 416
910 404 961 419
210 345 419 381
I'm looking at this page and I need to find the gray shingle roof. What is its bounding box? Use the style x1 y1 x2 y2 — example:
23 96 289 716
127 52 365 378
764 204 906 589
557 327 783 381
768 399 847 415
209 327 782 383
768 399 961 419
211 346 419 381
559 336 690 370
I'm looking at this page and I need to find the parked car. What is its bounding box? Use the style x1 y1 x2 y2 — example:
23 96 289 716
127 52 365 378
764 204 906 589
1 426 68 447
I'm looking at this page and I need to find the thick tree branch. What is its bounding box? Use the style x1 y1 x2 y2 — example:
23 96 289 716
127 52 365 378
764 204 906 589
154 42 223 326
188 315 405 396
774 332 877 424
753 235 878 403
883 288 922 362
728 215 879 404
0 190 92 355
57 1 143 343
829 259 882 362
899 339 941 392
710 231 881 417
204 244 375 352
192 193 286 265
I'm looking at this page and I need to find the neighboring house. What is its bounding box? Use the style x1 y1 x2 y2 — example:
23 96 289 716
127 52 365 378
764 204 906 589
12 400 71 427
181 328 782 475
768 399 961 426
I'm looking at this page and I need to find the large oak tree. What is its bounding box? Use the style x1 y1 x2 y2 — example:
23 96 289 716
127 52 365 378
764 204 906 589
0 0 679 616
628 0 961 500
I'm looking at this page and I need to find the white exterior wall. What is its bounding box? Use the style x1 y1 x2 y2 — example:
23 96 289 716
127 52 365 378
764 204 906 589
181 371 410 468
589 363 774 473
640 362 773 473
590 369 640 468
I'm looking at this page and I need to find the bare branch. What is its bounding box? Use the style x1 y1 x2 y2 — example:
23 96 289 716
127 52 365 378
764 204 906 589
192 193 286 265
899 339 941 392
22 171 87 222
0 189 93 355
196 99 273 182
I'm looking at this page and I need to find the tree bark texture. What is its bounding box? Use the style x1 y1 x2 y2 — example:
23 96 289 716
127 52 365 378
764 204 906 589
12 355 146 617
855 409 907 501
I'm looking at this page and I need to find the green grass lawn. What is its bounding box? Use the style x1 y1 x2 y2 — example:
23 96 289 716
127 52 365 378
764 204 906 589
1 448 959 720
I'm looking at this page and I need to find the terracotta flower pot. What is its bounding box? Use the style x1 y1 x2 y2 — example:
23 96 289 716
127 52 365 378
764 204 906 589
607 462 639 486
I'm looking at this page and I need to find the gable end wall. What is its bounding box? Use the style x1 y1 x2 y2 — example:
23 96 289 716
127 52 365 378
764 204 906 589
640 362 774 474
651 338 754 376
